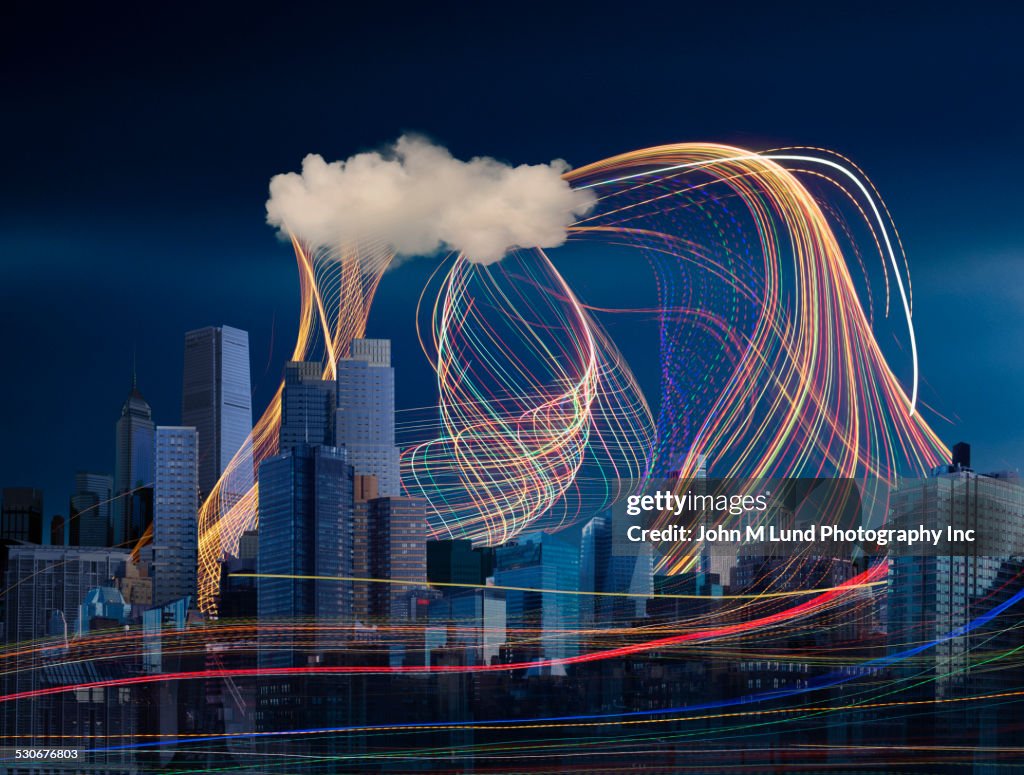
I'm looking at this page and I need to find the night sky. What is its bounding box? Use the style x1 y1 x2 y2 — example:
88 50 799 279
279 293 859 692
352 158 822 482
3 2 1022 528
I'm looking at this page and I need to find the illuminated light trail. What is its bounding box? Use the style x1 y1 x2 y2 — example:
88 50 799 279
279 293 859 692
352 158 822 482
78 687 1024 754
12 590 1024 765
194 238 396 613
74 589 1024 756
2 141 1010 772
192 141 947 619
573 150 918 414
403 248 655 544
403 143 946 553
561 144 947 575
69 622 1024 765
232 572 885 600
0 565 884 704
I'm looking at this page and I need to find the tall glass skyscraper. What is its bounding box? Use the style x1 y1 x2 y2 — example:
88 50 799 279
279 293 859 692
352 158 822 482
579 512 652 627
255 444 355 735
280 361 337 450
335 339 401 496
152 426 199 607
428 589 507 666
181 325 253 501
257 445 354 632
113 378 154 548
69 472 113 547
495 531 580 665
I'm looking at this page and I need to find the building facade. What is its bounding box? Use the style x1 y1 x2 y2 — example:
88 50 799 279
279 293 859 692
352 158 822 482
69 471 113 547
427 539 495 587
280 360 337 449
152 426 200 607
428 589 507 666
113 379 154 548
888 463 1024 702
579 512 653 628
0 487 43 543
367 496 429 621
335 339 401 496
181 325 253 501
1 544 132 748
494 531 580 664
257 445 355 633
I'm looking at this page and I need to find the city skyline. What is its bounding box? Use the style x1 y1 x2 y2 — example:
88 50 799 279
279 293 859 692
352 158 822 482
2 4 1022 770
0 306 1020 771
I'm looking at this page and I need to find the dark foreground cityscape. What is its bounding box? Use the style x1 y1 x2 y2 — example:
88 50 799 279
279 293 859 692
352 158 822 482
0 324 1022 773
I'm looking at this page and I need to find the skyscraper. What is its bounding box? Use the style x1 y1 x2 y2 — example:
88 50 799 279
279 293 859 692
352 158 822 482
495 531 580 664
335 339 401 496
280 360 337 450
0 487 43 543
578 514 608 630
69 471 113 547
888 458 1024 699
257 445 354 632
352 474 379 623
366 495 429 621
255 445 355 742
886 447 1024 745
428 589 507 666
113 377 154 548
182 325 253 501
579 512 652 627
152 426 199 607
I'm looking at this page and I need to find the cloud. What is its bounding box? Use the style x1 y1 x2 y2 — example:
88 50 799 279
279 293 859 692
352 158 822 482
265 135 596 264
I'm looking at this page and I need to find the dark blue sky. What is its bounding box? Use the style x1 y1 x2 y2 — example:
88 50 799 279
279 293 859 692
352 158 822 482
2 2 1022 522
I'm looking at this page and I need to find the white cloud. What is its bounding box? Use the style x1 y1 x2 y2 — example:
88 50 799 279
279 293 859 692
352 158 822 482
265 135 596 264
